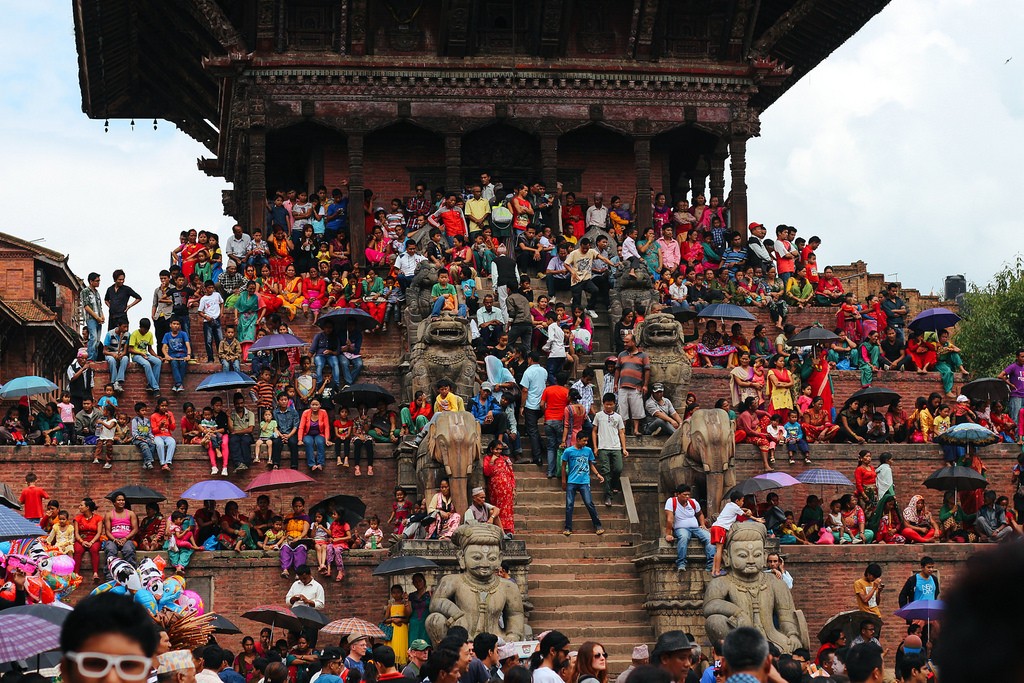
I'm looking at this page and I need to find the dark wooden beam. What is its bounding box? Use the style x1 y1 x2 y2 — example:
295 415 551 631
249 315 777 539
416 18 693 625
748 0 819 59
719 0 739 60
185 0 248 53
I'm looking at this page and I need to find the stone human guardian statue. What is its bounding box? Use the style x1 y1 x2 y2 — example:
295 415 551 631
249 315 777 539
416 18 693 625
425 524 525 644
703 522 808 653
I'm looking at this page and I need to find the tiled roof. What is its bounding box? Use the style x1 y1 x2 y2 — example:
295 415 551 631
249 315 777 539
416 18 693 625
0 232 67 263
2 300 57 322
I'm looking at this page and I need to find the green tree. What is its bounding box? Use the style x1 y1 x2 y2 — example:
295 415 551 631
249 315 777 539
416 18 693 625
956 259 1024 378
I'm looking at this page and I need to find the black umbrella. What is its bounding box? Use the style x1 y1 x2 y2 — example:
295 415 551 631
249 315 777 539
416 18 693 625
0 650 61 674
846 386 901 408
292 604 330 629
0 483 21 510
788 325 841 347
106 485 166 506
923 465 988 492
309 495 367 527
665 304 699 323
209 614 241 635
960 377 1011 403
335 383 395 408
317 308 377 331
727 477 783 498
242 606 304 634
373 556 440 577
818 610 883 646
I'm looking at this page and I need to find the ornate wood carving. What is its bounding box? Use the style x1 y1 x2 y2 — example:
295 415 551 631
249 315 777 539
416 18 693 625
538 0 567 58
350 0 368 56
186 0 247 52
632 0 661 60
348 133 367 262
577 0 615 54
728 135 748 233
634 136 652 231
256 0 276 52
748 0 819 59
441 0 473 57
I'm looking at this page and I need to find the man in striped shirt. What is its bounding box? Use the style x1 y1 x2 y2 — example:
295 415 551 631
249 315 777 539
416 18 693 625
614 333 650 436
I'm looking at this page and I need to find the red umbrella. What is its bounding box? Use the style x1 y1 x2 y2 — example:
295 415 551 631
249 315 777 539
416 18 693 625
244 468 316 492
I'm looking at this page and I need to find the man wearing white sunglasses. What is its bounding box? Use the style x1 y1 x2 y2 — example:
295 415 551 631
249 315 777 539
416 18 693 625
61 593 159 683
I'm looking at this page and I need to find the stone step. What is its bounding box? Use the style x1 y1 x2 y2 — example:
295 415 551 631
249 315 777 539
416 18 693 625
516 531 637 545
521 544 640 560
531 606 650 622
527 575 643 591
530 622 655 639
529 561 640 576
517 517 634 533
528 590 648 607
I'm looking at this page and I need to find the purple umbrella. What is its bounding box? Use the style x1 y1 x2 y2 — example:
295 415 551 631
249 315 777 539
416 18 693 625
249 333 305 352
795 469 854 486
754 472 801 487
0 610 62 662
909 307 961 332
180 480 248 501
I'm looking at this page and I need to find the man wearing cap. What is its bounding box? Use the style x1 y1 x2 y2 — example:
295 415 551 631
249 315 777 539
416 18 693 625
345 635 369 676
644 384 681 436
470 384 507 437
465 487 501 527
495 643 519 679
157 651 197 683
373 645 414 683
652 630 693 683
402 641 431 680
310 647 347 683
615 645 649 683
745 223 771 274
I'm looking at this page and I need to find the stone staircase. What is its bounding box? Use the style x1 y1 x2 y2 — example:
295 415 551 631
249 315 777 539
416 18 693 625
514 463 653 674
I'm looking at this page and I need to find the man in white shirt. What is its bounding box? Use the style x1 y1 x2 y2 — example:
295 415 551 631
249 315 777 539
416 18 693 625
394 241 427 292
532 632 570 683
480 172 496 203
475 294 506 350
193 646 224 683
197 281 224 363
585 193 609 231
224 224 252 269
664 484 714 572
285 564 325 610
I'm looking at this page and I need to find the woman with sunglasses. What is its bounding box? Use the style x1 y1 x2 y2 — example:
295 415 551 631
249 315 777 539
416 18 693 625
574 642 609 683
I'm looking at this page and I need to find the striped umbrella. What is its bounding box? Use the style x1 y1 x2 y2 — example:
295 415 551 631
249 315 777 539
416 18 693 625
0 608 63 662
320 617 386 638
795 469 854 486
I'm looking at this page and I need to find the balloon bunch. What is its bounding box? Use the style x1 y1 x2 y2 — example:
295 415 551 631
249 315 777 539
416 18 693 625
90 556 204 616
0 538 83 604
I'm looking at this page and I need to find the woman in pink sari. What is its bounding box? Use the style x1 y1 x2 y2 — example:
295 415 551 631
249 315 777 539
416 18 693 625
424 478 461 540
364 226 391 268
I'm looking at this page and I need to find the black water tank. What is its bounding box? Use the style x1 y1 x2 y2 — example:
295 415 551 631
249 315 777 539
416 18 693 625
944 275 966 302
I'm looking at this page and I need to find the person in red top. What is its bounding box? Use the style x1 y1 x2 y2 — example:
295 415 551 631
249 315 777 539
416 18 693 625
816 267 846 305
541 377 570 479
800 235 821 264
400 391 433 437
854 449 878 510
150 398 178 472
19 472 47 522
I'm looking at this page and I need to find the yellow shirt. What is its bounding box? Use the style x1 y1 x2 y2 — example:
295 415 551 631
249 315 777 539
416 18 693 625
465 198 491 226
434 393 465 413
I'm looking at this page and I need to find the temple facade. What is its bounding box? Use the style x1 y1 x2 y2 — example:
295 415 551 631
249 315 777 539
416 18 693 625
73 0 889 258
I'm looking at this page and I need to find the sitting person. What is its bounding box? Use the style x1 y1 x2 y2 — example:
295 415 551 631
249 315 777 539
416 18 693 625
696 320 737 368
464 487 501 527
643 383 681 436
939 490 977 543
903 494 940 543
975 490 1015 542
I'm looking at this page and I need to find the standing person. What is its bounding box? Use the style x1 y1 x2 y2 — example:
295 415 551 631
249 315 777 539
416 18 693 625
81 272 105 361
59 593 160 683
152 269 174 344
615 646 649 683
286 564 326 610
664 484 714 573
161 319 192 393
198 280 224 363
67 348 96 413
591 393 628 508
999 348 1024 421
521 352 548 469
720 628 771 683
532 631 570 683
881 283 908 345
854 563 884 618
482 441 516 536
128 319 163 393
104 269 142 330
614 333 651 436
560 430 605 536
651 631 694 683
540 376 570 479
898 556 940 607
102 493 139 571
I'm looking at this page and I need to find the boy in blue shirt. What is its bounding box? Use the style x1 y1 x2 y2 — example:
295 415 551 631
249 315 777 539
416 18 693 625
784 410 811 466
560 430 605 537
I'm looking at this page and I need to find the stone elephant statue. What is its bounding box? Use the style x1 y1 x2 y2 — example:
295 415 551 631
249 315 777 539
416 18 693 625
658 408 737 519
415 411 484 515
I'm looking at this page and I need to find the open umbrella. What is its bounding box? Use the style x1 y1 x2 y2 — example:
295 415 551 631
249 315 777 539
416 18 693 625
818 610 883 646
318 308 377 331
728 477 783 497
754 472 801 488
0 649 61 674
697 303 757 322
309 495 367 527
244 469 316 493
665 304 699 324
846 386 901 408
960 377 1011 403
209 614 241 635
0 507 44 542
335 384 395 408
0 483 22 510
196 371 256 392
320 617 386 638
0 607 64 662
795 469 854 486
250 333 306 352
909 308 961 333
292 604 330 629
242 606 304 634
787 325 841 347
894 599 944 621
106 485 166 506
933 423 1000 447
180 480 249 501
0 376 58 400
923 466 988 492
373 556 440 577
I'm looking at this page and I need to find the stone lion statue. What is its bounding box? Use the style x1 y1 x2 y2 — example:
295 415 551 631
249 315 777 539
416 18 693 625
610 266 659 321
425 524 525 644
415 411 484 516
704 522 809 654
636 312 692 409
407 314 478 401
405 260 440 322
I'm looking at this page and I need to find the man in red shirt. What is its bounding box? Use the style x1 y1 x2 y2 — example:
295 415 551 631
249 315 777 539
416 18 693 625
540 377 570 479
19 473 48 522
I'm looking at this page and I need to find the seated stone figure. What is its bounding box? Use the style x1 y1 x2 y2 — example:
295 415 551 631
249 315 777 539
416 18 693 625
704 521 807 654
425 523 524 644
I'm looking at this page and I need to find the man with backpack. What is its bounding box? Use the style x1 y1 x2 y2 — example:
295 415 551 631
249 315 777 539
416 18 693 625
664 483 714 572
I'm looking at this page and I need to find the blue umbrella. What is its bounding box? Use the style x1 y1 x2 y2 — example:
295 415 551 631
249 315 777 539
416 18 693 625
894 599 944 620
0 506 44 542
933 422 1000 447
0 376 58 400
317 307 377 330
795 469 854 486
196 371 256 392
249 333 305 352
180 480 248 501
697 303 756 322
909 307 961 332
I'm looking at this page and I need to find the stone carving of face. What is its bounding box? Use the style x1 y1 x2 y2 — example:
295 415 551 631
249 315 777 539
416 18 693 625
727 539 765 577
461 542 501 582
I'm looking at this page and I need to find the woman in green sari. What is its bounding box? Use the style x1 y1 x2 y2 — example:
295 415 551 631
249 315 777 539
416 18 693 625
938 490 978 542
637 227 662 278
235 279 261 359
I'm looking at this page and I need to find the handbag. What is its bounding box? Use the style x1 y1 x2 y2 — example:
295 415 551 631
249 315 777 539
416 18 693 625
378 621 394 641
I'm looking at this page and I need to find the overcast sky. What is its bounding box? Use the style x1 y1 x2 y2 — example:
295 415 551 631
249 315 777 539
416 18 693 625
0 0 1020 324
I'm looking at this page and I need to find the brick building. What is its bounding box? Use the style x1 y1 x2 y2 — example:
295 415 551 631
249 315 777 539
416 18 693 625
0 232 82 386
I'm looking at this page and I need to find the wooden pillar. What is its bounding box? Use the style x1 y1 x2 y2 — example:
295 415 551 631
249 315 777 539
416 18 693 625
634 136 652 232
348 132 366 266
689 173 706 203
709 140 728 203
247 129 267 233
445 133 462 193
541 133 558 190
729 135 748 236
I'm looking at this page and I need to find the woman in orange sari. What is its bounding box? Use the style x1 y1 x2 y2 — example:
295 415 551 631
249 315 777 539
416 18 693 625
256 264 283 315
268 226 294 279
278 264 303 320
801 396 839 443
